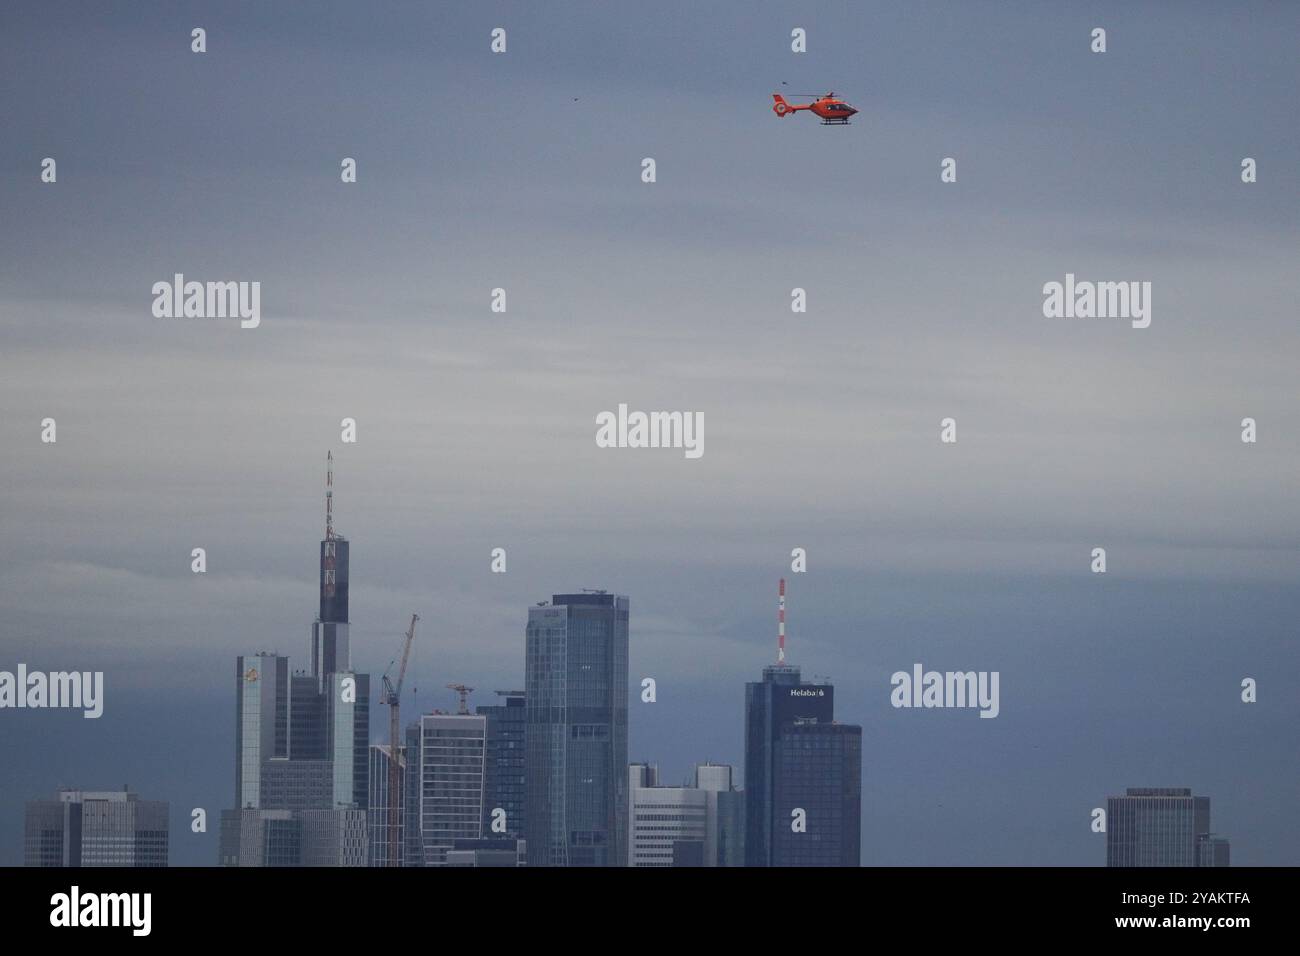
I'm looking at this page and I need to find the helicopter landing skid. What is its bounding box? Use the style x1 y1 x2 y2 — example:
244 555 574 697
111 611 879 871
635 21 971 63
820 118 851 126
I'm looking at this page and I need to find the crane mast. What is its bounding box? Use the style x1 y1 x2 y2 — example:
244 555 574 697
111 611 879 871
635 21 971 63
382 613 418 867
446 683 474 716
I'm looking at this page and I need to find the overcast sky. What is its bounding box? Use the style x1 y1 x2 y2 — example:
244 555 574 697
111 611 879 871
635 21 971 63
1 1 1297 866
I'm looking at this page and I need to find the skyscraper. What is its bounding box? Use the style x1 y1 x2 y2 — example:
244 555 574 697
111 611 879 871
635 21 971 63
218 807 367 867
695 763 744 867
627 763 743 868
413 713 486 866
25 789 169 867
1197 834 1231 867
744 579 861 866
219 455 371 866
715 787 746 867
290 672 327 759
771 721 861 866
312 450 350 684
326 669 370 810
477 690 526 838
403 721 424 866
1106 788 1227 867
235 652 290 810
628 764 709 867
444 838 527 867
525 591 629 866
367 743 405 867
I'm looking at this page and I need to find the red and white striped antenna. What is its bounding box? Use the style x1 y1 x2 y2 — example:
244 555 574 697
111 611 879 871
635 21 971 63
777 577 786 663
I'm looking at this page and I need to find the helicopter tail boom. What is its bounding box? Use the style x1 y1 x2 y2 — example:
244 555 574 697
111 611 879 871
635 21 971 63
772 93 801 116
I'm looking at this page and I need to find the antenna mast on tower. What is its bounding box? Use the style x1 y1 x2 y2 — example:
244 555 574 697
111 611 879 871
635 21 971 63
777 577 787 663
325 450 335 541
322 452 337 601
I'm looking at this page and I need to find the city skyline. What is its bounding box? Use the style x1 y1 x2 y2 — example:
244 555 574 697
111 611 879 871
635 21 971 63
11 461 1254 866
2 1 1297 868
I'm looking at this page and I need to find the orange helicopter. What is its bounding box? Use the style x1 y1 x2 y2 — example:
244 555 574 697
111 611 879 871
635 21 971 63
771 91 858 125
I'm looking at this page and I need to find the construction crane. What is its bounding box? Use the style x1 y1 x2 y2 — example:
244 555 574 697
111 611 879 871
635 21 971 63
446 683 474 715
381 614 419 867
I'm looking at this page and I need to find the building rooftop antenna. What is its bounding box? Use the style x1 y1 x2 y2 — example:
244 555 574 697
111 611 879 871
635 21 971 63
777 577 787 664
325 450 335 541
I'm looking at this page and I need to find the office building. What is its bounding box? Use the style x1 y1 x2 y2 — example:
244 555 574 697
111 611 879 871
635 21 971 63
312 451 349 684
290 672 327 759
629 774 709 867
403 721 424 866
770 720 861 866
1197 834 1231 867
25 789 168 867
260 758 333 810
412 712 486 866
1106 788 1229 867
219 456 372 865
326 670 370 810
218 807 367 867
695 763 744 867
715 788 746 867
627 763 744 867
367 743 405 867
744 579 861 866
445 838 527 867
232 655 368 814
525 591 629 867
477 690 526 838
235 652 290 810
745 662 830 865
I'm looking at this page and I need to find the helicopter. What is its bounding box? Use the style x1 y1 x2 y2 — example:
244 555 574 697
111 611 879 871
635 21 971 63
771 91 858 125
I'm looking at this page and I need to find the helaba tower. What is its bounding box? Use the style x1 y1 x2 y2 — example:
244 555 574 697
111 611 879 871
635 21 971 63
744 579 861 867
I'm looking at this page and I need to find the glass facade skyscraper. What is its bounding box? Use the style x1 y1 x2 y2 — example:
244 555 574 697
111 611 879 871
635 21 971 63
715 789 746 867
525 592 629 867
25 789 169 867
221 465 371 866
414 713 486 866
745 663 860 866
367 743 405 867
312 535 350 683
290 673 327 759
327 670 370 810
477 690 526 838
218 807 367 867
771 721 861 866
235 653 290 810
1106 788 1224 867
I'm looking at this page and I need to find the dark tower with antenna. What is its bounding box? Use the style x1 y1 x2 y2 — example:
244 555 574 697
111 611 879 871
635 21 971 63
744 578 860 866
313 451 351 682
